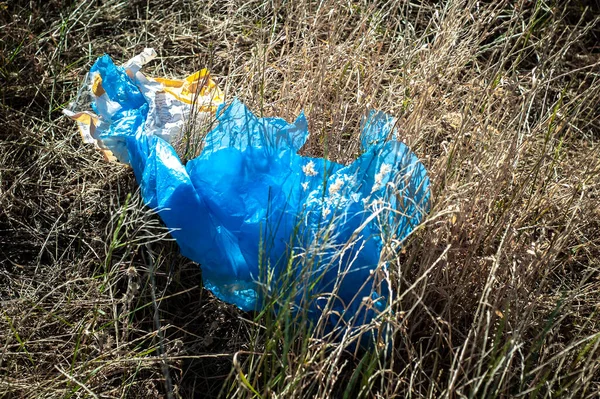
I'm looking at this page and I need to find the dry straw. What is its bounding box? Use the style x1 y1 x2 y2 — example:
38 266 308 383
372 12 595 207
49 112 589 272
1 0 599 398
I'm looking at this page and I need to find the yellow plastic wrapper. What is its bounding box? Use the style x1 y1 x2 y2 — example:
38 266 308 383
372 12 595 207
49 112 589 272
63 48 224 162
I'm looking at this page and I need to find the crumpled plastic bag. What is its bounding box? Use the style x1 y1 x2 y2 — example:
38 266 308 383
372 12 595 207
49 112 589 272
65 49 431 341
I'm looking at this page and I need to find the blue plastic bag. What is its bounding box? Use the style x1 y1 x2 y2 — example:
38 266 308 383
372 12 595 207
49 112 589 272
68 52 431 341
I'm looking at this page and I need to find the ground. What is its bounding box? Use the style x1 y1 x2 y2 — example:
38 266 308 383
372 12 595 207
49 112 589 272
1 0 599 398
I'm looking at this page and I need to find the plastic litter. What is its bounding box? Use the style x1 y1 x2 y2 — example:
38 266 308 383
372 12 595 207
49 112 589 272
65 49 431 341
63 48 224 163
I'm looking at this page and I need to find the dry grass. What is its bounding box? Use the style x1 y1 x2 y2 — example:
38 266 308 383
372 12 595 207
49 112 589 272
1 0 599 398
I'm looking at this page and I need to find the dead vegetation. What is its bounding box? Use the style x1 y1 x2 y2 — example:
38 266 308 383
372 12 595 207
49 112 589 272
1 0 599 398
